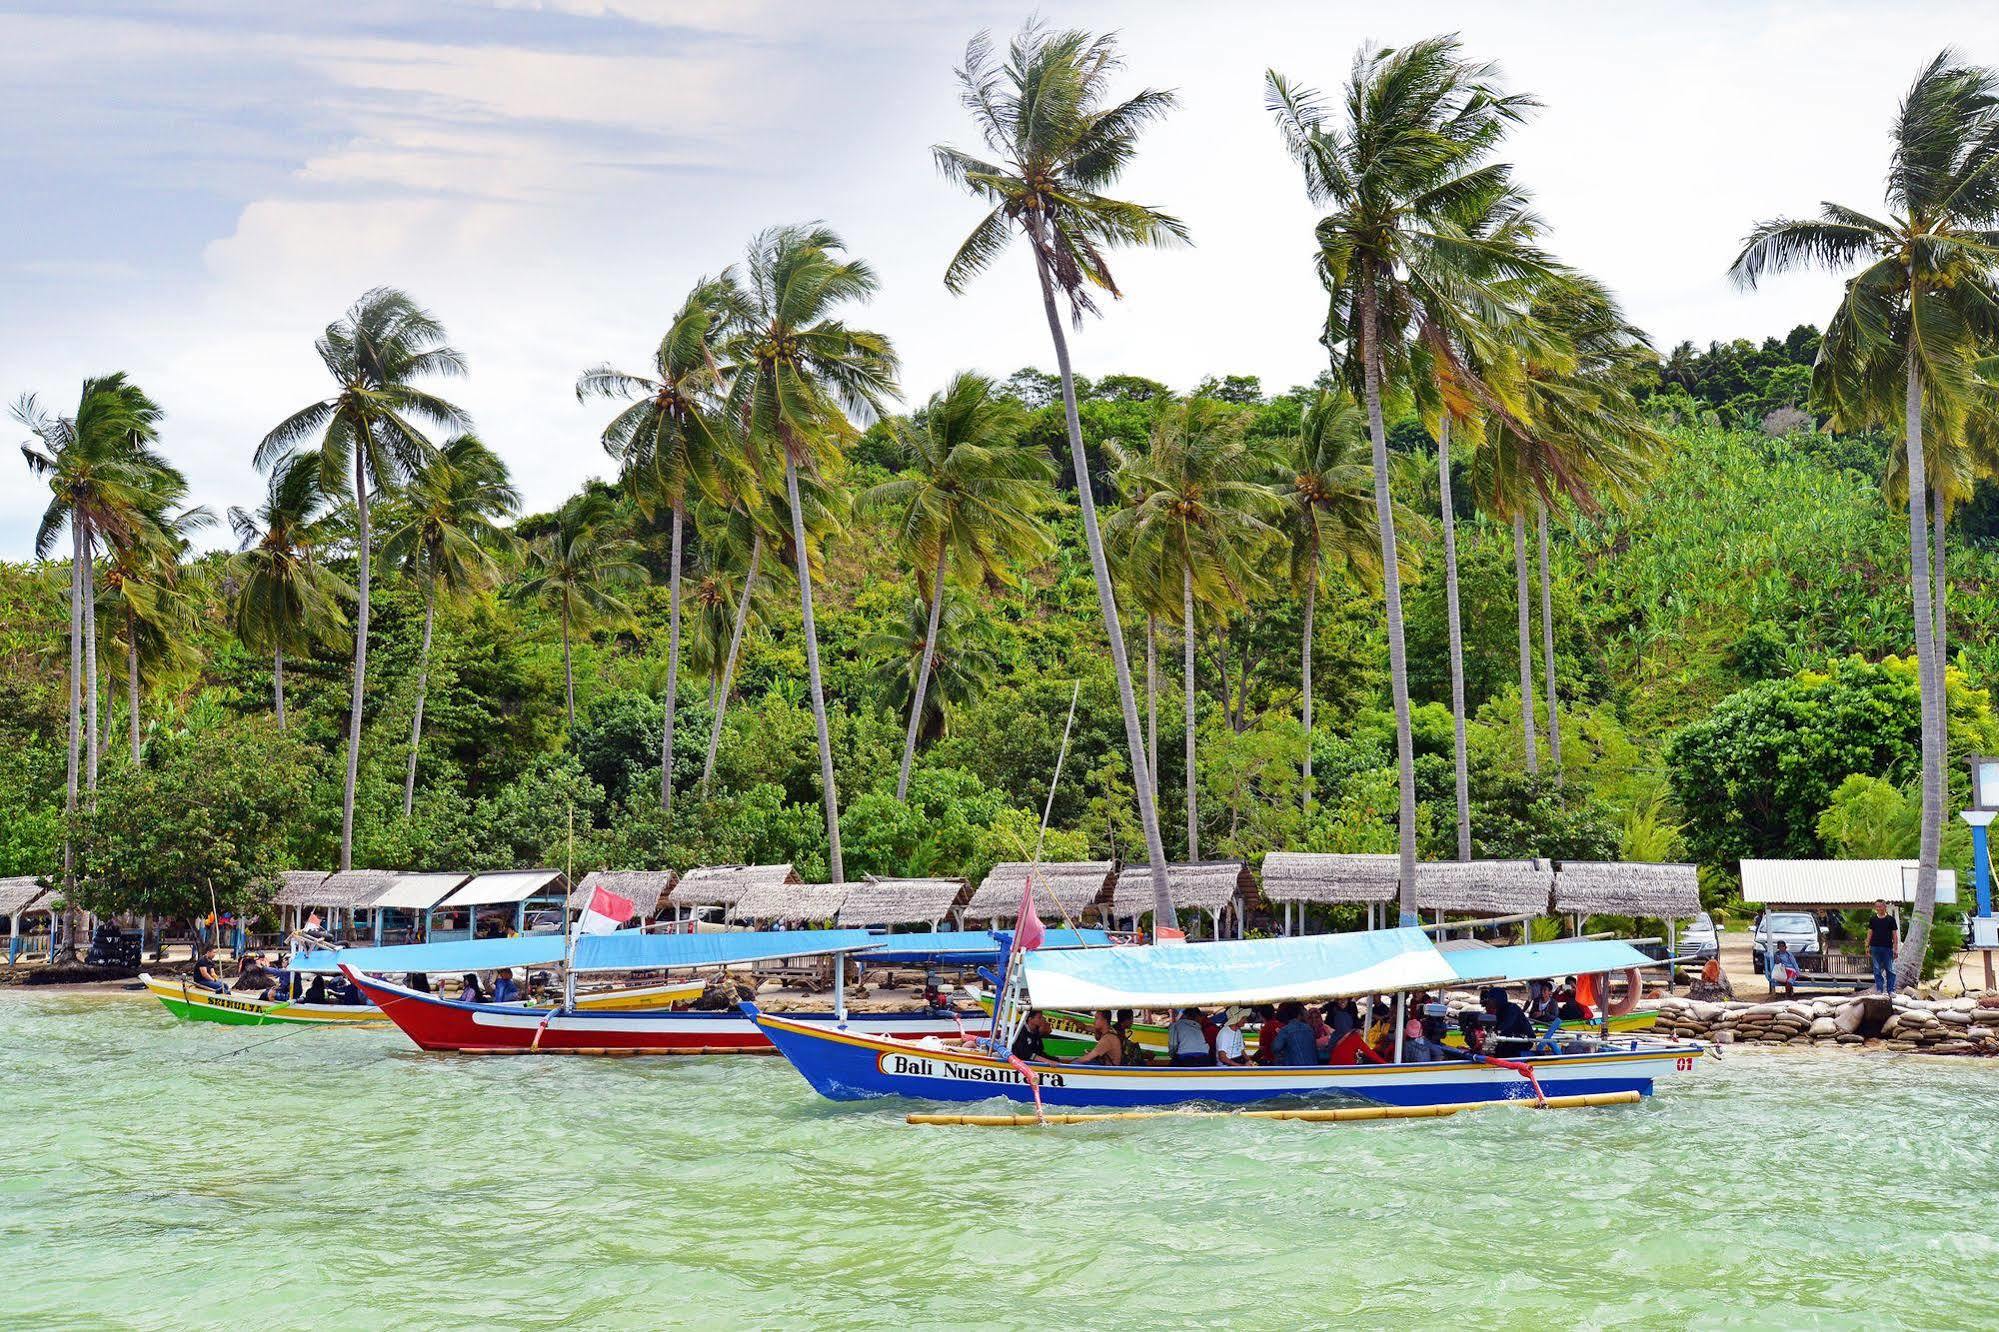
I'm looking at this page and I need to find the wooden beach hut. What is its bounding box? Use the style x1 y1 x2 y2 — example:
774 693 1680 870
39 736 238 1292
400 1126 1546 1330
729 881 850 927
1258 852 1398 934
0 877 54 963
434 869 569 941
1415 860 1556 926
670 864 800 925
294 870 397 942
569 870 677 927
1110 863 1253 939
837 877 971 930
960 861 1116 925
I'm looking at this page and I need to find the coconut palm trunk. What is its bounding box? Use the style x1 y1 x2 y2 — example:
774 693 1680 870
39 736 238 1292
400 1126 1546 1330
340 460 370 872
1146 614 1160 807
274 647 286 730
1513 510 1540 774
63 522 82 956
560 589 575 734
1358 278 1419 925
126 612 141 766
786 456 845 883
661 500 685 812
1899 353 1945 984
896 543 950 802
1030 233 1172 926
403 579 436 817
1437 418 1472 859
1932 495 1948 749
1183 566 1198 861
84 551 99 790
1301 562 1317 813
1537 502 1562 785
702 533 760 793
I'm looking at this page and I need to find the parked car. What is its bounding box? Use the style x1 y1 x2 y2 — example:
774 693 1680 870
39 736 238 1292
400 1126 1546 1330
524 910 566 935
1681 911 1720 960
1751 910 1825 973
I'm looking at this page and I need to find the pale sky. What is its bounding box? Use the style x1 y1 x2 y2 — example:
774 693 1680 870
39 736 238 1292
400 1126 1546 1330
6 0 1998 558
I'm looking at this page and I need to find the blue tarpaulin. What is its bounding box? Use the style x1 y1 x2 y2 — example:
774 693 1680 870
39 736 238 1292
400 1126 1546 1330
570 928 882 973
860 929 1112 966
1441 938 1661 985
290 934 567 976
1022 928 1456 1010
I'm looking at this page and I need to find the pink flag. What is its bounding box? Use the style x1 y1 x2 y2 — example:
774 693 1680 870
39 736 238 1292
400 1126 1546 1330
304 912 322 931
1013 876 1046 953
578 884 637 936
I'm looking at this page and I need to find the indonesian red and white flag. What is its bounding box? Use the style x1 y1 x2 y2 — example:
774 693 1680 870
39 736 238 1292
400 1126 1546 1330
578 884 637 935
304 912 322 932
1013 876 1046 953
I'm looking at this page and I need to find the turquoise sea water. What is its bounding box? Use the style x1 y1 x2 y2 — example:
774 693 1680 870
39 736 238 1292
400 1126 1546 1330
5 991 1996 1330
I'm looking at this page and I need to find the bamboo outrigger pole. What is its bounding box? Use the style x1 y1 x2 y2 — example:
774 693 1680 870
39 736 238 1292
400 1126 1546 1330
905 1090 1640 1127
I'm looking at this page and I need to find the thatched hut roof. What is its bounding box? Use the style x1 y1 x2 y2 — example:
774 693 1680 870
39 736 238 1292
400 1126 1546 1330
837 877 971 927
1414 860 1553 916
669 864 798 909
310 870 398 909
731 882 851 924
1110 863 1251 916
270 870 333 908
1257 852 1398 905
961 861 1117 921
1554 861 1701 918
0 877 50 916
569 870 677 918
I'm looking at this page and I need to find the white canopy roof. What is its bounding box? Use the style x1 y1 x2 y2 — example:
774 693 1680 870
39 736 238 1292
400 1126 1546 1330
368 873 469 911
439 869 567 908
1021 928 1457 1011
1740 859 1958 907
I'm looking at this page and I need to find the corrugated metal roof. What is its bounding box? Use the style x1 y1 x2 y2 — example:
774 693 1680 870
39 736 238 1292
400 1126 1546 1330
1740 859 1959 907
439 869 569 908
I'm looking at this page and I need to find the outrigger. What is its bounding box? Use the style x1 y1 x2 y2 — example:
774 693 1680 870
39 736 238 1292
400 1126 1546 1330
748 928 1711 1109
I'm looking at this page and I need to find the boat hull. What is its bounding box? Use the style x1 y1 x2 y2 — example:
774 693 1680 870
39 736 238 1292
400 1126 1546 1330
141 974 384 1027
344 968 974 1053
748 1006 1706 1108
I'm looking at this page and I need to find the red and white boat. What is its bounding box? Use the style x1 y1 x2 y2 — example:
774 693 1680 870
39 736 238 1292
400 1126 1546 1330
342 966 974 1054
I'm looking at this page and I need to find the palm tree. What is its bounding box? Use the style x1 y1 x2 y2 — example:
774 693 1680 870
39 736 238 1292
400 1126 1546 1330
1274 389 1388 813
863 595 999 747
723 223 899 885
1731 50 1999 982
934 22 1187 930
861 371 1050 800
100 466 212 765
378 434 519 815
1267 37 1540 924
515 492 644 733
258 288 469 871
227 451 352 731
577 276 747 814
1108 396 1282 861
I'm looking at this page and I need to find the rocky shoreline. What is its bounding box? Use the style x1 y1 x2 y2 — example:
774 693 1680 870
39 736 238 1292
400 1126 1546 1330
1657 993 1999 1055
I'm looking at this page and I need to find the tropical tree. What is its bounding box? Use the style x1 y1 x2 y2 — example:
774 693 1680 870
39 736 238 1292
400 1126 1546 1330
378 434 519 815
515 492 644 734
1108 395 1282 861
722 223 898 884
863 596 1000 747
1730 49 1999 981
860 371 1050 800
100 465 212 764
257 288 469 870
1273 389 1390 812
1267 36 1540 922
227 451 351 731
934 22 1187 929
577 276 747 813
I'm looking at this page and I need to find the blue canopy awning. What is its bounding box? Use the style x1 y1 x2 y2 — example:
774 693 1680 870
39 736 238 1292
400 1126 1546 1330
1442 938 1662 985
1022 928 1455 1010
860 929 1112 966
290 934 567 976
570 928 882 973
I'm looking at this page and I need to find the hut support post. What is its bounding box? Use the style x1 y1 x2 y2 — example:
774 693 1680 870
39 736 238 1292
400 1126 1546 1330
1666 920 1676 995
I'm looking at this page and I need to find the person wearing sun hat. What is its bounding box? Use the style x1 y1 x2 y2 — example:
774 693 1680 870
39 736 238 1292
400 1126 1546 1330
1214 1007 1253 1066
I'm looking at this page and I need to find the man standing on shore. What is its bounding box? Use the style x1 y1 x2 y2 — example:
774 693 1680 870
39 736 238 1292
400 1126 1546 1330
1868 900 1901 994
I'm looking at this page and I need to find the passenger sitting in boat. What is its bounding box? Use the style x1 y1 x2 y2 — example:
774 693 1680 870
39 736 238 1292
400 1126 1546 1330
1116 1011 1151 1065
1328 1021 1388 1065
1482 987 1535 1050
406 971 432 994
1327 996 1359 1038
458 973 485 1004
1253 1005 1282 1065
1214 1008 1253 1066
190 945 228 994
1556 981 1591 1022
1269 1002 1321 1066
1166 1007 1214 1066
1307 1005 1335 1061
1400 1007 1463 1063
489 969 521 1004
1010 1011 1062 1063
1070 1012 1124 1066
302 974 328 1005
232 952 281 997
1458 1010 1490 1054
1526 980 1561 1025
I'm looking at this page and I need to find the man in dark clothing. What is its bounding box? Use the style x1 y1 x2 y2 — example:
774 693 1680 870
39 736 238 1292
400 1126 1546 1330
1868 900 1901 993
1482 987 1534 1050
1010 1011 1063 1063
1269 1001 1321 1066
